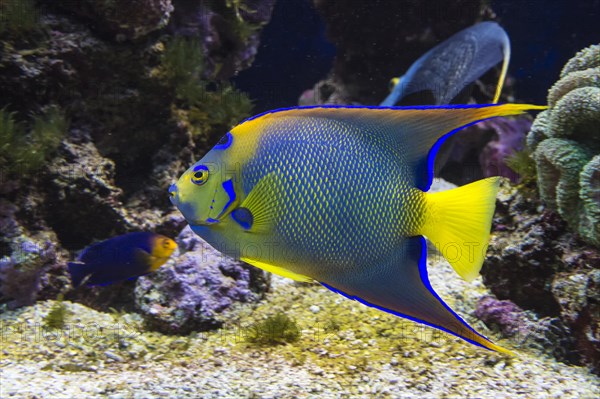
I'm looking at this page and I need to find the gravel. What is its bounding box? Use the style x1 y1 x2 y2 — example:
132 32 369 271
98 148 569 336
1 179 599 398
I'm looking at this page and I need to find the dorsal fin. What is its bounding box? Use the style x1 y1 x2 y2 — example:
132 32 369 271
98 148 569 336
241 104 546 191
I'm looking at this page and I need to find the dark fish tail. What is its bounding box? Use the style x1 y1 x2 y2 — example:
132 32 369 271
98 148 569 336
67 262 93 288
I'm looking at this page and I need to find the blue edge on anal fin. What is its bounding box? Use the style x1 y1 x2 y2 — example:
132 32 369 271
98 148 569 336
320 236 494 352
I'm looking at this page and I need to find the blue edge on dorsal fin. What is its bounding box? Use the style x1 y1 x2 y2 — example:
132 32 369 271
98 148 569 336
321 236 494 351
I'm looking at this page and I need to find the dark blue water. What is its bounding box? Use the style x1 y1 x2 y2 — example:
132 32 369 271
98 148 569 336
494 0 599 103
233 0 335 112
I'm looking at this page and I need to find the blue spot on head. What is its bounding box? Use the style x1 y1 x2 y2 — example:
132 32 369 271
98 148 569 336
216 179 237 219
214 132 233 150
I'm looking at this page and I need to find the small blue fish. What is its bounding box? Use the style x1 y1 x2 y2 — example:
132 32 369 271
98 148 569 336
381 21 511 106
68 232 177 287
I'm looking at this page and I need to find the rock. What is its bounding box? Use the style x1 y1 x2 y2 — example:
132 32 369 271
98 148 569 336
481 181 600 371
134 226 269 334
42 138 131 249
59 0 174 41
0 0 274 313
551 269 600 368
168 0 277 80
475 296 531 338
0 199 70 309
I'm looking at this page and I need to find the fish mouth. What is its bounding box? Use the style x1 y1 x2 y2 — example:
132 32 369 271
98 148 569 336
191 217 221 227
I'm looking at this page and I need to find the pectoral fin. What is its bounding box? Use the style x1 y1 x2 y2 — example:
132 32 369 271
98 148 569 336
321 236 513 355
236 172 284 234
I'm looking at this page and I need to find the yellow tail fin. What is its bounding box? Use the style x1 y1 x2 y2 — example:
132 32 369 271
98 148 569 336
421 177 501 282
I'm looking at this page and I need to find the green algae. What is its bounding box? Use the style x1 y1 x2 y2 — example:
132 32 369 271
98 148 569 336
246 312 301 345
0 106 67 176
505 148 540 196
0 0 40 34
43 294 67 330
223 0 263 43
506 148 537 185
160 36 253 141
161 36 205 101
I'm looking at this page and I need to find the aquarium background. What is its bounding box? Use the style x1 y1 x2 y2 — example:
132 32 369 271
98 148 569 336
235 0 600 110
0 0 599 398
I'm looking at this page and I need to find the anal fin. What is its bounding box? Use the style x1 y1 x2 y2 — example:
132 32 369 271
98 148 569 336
241 257 313 283
321 236 513 355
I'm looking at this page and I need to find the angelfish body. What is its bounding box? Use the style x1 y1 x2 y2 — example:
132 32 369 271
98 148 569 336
170 104 545 354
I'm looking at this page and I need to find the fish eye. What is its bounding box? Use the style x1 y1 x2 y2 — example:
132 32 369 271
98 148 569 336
191 165 209 186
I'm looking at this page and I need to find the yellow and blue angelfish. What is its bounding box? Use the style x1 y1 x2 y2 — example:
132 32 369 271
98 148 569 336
381 21 511 106
68 232 177 287
169 103 545 354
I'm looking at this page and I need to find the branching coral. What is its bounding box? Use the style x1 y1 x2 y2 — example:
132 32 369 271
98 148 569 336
527 44 600 247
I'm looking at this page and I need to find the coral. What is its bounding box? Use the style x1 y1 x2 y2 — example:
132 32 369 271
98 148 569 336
59 0 174 41
478 116 534 183
246 312 301 345
481 181 600 371
579 156 600 245
475 296 531 338
0 106 67 175
527 44 600 247
474 296 576 360
134 226 269 334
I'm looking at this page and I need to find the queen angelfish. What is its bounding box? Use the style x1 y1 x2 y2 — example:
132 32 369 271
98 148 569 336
169 103 546 354
381 21 511 106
